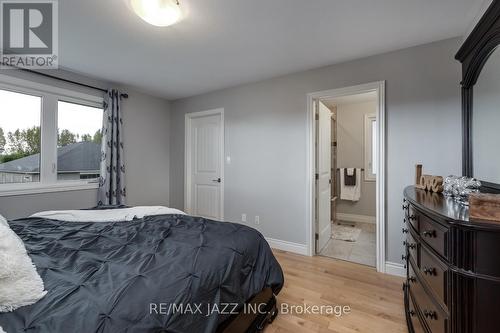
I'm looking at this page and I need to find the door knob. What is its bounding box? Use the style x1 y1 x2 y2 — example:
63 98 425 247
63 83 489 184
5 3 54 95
212 178 221 183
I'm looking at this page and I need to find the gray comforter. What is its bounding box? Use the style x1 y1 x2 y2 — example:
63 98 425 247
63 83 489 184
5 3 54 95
0 214 284 333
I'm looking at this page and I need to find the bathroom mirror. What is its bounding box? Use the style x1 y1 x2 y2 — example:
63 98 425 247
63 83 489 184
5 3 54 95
472 46 500 186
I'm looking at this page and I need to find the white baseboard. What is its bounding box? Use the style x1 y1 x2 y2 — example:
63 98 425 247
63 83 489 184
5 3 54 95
336 213 376 224
266 238 308 256
385 261 405 277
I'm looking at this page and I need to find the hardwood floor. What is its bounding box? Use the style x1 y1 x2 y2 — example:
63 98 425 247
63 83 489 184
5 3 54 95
267 250 406 333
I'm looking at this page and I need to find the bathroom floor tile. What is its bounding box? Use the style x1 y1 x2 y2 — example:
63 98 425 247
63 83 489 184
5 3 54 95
319 221 376 267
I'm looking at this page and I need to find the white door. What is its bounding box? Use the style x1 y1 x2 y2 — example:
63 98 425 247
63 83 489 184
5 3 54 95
185 109 224 220
316 101 332 253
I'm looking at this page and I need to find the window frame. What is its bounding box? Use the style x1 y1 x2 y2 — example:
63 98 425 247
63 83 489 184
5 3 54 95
0 74 104 196
364 113 377 182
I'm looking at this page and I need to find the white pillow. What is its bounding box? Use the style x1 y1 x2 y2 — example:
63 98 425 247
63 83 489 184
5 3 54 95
0 222 47 312
30 206 186 222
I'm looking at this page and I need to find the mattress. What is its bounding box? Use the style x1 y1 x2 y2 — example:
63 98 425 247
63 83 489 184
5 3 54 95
0 213 284 333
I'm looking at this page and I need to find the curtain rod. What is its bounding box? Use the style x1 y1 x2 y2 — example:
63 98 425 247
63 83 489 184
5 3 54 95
0 63 128 98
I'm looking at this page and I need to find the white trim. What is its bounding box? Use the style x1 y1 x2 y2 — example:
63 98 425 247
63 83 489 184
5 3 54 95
363 113 376 182
184 108 225 221
0 74 105 195
306 81 387 273
336 213 376 224
0 182 98 197
385 262 406 277
41 94 58 184
265 238 308 255
0 74 103 104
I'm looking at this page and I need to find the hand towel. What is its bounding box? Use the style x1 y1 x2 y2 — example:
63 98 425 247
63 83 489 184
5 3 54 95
340 168 361 201
344 168 357 186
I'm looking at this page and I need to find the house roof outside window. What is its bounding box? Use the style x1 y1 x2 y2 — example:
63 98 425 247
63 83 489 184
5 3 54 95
0 142 101 174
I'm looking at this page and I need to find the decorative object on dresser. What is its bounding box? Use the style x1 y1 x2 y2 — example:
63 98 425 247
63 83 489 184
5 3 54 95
415 164 423 186
414 164 443 193
469 193 500 223
443 175 481 205
402 186 500 333
416 175 443 193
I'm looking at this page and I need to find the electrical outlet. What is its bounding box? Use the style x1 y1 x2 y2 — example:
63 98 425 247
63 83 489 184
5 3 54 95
241 214 247 222
255 216 260 225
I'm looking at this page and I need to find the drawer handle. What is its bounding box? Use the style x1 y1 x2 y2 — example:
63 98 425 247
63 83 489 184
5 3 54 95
409 310 416 317
402 228 409 234
409 215 417 221
423 310 438 320
422 230 437 238
402 204 409 210
402 254 408 261
403 241 416 249
409 276 417 283
423 267 437 276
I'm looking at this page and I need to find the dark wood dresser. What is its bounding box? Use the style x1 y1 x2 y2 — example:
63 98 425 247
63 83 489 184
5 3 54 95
403 186 500 333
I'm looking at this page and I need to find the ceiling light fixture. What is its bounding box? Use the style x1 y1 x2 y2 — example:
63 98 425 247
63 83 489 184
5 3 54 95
129 0 183 27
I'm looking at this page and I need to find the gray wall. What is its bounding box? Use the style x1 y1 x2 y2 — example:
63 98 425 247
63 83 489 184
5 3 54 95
336 101 376 218
0 69 171 219
121 88 171 207
170 38 463 264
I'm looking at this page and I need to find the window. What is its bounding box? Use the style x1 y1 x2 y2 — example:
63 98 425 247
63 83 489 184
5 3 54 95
0 75 104 195
364 114 377 181
57 101 103 182
0 90 41 185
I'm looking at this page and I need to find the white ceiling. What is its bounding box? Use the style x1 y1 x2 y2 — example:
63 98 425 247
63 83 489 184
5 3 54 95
59 0 484 100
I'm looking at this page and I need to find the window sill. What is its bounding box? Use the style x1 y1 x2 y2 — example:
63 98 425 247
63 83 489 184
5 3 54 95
0 182 99 197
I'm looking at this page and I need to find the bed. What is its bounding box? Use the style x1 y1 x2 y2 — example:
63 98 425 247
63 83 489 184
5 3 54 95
0 208 284 333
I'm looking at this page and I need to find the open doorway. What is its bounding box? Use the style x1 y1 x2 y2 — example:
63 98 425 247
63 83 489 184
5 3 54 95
307 82 386 272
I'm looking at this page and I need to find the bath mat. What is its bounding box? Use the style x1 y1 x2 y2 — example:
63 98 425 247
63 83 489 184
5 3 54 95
331 224 362 242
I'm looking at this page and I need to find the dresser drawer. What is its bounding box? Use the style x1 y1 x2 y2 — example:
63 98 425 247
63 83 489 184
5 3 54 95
418 212 448 259
408 290 428 333
411 272 448 333
420 245 448 309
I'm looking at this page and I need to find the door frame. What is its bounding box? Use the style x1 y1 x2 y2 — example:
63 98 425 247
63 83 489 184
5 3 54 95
184 108 225 220
306 81 386 273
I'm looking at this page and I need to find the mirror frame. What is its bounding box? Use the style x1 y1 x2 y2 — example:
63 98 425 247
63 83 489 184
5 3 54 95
456 0 500 192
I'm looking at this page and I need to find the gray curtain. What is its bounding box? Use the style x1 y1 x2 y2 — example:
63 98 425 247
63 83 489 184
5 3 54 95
98 90 126 206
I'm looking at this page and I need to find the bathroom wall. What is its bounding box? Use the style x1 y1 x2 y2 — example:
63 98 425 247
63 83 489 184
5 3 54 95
336 100 377 220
